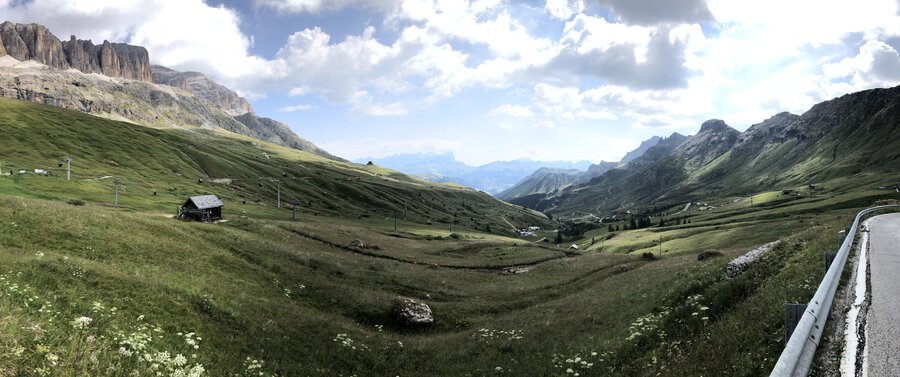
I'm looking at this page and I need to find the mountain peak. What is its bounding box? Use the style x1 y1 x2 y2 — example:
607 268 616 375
621 135 662 163
699 119 732 133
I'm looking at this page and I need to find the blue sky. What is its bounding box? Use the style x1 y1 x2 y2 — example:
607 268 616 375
3 0 900 165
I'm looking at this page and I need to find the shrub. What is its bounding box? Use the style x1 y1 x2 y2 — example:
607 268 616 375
697 250 724 261
66 199 85 206
641 252 657 260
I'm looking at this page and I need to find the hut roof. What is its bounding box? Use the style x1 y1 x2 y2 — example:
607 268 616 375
186 195 224 209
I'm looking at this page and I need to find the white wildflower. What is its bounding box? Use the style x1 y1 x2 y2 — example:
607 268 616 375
73 316 93 329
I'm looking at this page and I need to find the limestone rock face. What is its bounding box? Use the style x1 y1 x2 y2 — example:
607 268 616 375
0 21 30 61
0 21 151 82
14 23 69 70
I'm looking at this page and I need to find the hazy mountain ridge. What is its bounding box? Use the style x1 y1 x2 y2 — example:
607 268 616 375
496 167 582 200
621 135 661 162
498 133 690 202
358 152 591 194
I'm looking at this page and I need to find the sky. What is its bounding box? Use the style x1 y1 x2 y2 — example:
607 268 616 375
3 0 900 165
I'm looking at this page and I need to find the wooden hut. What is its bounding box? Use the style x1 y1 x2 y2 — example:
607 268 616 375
178 195 224 222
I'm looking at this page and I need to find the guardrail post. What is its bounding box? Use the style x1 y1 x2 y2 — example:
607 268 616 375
824 251 837 273
784 302 808 344
837 230 846 246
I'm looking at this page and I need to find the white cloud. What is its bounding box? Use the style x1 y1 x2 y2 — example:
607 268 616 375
320 137 461 160
255 0 400 14
277 104 316 112
490 104 534 117
288 86 314 97
576 110 618 120
545 0 584 20
823 38 900 91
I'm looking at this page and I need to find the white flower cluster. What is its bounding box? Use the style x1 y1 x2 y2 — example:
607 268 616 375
333 333 367 351
243 356 271 376
72 316 93 329
551 351 605 377
472 328 524 342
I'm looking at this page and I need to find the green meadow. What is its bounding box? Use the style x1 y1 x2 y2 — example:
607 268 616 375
1 98 898 375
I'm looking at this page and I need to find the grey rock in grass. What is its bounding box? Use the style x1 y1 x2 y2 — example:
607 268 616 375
725 241 780 279
392 297 433 326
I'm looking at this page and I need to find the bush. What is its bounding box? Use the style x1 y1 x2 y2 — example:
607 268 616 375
66 199 85 206
641 252 657 260
697 250 724 261
873 199 900 206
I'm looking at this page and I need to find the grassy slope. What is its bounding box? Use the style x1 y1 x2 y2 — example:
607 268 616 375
0 98 549 233
544 87 900 219
1 99 898 375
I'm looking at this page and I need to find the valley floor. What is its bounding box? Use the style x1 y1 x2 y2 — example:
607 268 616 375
1 183 896 376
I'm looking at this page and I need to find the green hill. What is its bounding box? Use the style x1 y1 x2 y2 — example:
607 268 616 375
523 86 900 218
0 98 548 232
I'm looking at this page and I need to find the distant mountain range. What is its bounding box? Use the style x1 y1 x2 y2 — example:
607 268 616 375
496 133 688 201
511 86 900 218
356 152 592 194
0 21 341 161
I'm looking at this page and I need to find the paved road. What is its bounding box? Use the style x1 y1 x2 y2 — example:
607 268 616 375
866 212 900 375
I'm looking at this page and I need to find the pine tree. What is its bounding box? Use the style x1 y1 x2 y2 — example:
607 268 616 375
555 231 563 244
615 225 620 231
608 224 614 232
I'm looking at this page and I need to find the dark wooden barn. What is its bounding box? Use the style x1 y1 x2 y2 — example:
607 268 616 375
177 195 224 222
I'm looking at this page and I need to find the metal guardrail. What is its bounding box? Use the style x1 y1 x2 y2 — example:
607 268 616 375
770 205 900 376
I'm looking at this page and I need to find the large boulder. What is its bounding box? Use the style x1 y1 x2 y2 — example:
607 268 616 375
392 297 433 326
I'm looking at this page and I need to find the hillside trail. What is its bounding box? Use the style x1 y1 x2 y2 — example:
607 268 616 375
501 216 518 232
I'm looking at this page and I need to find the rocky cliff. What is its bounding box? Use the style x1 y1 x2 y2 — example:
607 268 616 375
0 21 151 82
0 21 345 161
152 65 252 116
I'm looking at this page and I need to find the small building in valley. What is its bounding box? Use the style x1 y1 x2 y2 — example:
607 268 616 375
177 195 224 222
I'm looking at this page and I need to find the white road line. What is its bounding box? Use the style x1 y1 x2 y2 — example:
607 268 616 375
840 218 872 376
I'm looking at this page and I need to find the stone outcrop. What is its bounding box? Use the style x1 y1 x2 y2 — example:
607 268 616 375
0 21 151 81
151 65 252 115
391 297 433 326
725 241 780 279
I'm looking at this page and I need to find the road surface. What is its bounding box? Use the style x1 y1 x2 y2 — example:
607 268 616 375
866 212 900 375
